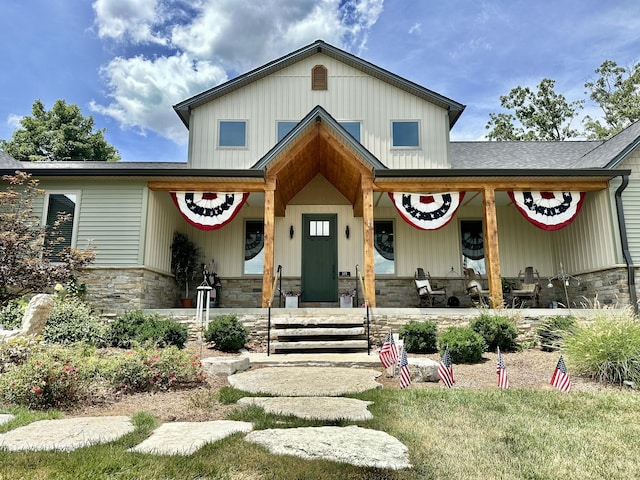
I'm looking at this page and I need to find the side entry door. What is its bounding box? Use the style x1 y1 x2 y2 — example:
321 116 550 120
301 214 338 302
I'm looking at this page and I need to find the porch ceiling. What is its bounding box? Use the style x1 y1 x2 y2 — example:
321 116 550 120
268 123 372 216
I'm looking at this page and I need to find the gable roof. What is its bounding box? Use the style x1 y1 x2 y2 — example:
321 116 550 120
0 151 21 169
575 119 640 168
173 40 466 129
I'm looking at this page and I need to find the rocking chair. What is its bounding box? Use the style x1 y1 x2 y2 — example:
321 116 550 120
511 266 540 307
464 268 490 306
415 268 447 307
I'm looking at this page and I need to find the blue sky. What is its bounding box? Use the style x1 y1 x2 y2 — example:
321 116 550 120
1 0 639 162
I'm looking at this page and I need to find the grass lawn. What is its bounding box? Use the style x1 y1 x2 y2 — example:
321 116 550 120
1 387 639 479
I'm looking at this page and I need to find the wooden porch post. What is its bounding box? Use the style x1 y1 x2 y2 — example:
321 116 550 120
483 187 503 308
261 180 276 307
362 176 376 307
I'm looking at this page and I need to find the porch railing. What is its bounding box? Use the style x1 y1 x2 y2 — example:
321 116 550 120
266 265 282 356
355 265 371 355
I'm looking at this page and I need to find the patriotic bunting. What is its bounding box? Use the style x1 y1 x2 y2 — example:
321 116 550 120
399 347 411 389
171 192 248 231
550 355 572 392
438 347 455 388
496 347 509 389
389 192 465 230
379 332 398 369
508 191 585 231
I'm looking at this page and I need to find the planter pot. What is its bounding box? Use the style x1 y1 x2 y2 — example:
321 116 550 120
180 298 193 308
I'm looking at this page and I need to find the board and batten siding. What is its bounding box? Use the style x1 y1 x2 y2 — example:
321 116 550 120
188 53 451 171
617 148 640 266
145 190 184 273
552 189 619 274
38 180 147 266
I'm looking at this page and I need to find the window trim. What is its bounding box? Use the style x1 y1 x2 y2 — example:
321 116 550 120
218 120 248 148
391 120 421 148
42 191 81 260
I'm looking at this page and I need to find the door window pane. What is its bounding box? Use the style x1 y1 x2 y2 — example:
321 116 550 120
374 220 395 274
244 220 264 274
309 220 330 237
45 193 77 259
461 219 486 275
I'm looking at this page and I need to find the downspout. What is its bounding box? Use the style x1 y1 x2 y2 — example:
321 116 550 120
614 174 638 314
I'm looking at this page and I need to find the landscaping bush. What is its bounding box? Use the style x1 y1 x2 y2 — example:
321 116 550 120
205 314 248 352
107 310 188 349
536 315 577 352
470 313 519 352
0 346 88 409
42 297 108 346
103 345 206 393
565 311 640 385
399 320 438 353
438 326 487 363
0 337 44 373
0 299 27 330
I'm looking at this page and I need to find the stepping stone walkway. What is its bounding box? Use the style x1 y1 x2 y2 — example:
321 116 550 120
246 425 411 470
237 396 374 421
130 421 253 455
0 416 134 452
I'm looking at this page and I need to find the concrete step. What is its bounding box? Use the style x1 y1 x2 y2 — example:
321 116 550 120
275 327 366 337
271 316 365 327
271 340 369 351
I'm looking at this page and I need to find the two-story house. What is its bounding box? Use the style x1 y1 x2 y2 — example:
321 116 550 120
2 40 638 315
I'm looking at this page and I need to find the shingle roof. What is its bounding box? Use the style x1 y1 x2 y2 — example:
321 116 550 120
0 150 21 169
573 119 640 168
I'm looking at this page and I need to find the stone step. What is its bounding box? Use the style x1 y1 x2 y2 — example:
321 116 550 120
271 316 365 327
275 327 366 337
271 340 369 351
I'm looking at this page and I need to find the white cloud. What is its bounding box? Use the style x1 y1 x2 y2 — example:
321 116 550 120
408 23 421 34
91 0 383 142
6 113 23 130
91 54 227 143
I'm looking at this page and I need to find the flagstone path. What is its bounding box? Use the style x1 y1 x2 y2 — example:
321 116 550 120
0 365 411 470
0 414 14 426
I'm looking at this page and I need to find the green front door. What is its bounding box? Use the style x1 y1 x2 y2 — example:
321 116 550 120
301 214 338 302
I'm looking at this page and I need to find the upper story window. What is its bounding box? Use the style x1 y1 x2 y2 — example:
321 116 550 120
44 192 78 260
392 121 420 147
311 65 327 90
340 121 361 142
219 121 247 147
277 121 298 142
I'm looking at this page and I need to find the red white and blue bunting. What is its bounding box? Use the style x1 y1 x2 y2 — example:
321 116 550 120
508 191 585 231
388 192 465 230
171 192 248 231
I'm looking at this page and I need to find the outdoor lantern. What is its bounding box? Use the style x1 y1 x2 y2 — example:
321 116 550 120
289 225 294 239
345 225 350 239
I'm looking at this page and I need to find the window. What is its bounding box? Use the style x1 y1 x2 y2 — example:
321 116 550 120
392 121 419 147
374 220 395 274
309 220 330 237
277 121 298 142
340 121 361 142
219 121 246 147
311 65 327 90
44 193 78 260
460 220 486 275
244 220 264 274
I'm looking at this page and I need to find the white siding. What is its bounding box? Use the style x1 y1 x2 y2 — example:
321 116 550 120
618 148 640 265
189 54 451 170
145 190 184 272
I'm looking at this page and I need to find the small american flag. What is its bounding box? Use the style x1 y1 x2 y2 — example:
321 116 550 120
550 355 571 392
438 346 455 388
379 331 398 369
496 347 509 389
399 347 411 389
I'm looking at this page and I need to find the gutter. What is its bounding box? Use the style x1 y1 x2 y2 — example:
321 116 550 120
614 174 638 314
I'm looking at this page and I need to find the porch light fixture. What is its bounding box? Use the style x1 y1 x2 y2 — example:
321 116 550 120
289 225 294 239
345 225 350 239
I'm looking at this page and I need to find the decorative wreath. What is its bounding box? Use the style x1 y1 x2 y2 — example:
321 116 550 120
508 191 585 231
171 192 248 231
388 192 465 230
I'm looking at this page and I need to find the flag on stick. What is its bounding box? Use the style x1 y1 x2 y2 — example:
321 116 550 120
438 346 455 388
496 347 509 389
399 347 411 389
550 355 571 392
379 331 398 369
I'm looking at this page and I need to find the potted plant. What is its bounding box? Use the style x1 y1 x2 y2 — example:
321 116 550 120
170 232 200 307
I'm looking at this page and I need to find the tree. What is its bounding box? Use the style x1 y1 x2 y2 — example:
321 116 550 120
486 79 584 141
0 171 95 305
583 60 640 140
0 99 120 162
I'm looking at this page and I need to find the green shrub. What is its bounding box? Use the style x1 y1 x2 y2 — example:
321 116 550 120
107 310 188 349
565 312 640 385
42 297 107 346
0 346 88 409
103 345 206 393
470 313 519 352
399 320 438 353
0 337 44 373
205 314 248 352
536 315 577 352
0 299 27 330
438 326 487 363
